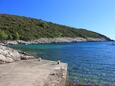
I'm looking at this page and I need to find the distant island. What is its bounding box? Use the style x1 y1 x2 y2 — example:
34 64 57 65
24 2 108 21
0 14 111 44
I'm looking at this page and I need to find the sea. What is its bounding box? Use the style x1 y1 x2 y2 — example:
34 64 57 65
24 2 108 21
8 41 115 85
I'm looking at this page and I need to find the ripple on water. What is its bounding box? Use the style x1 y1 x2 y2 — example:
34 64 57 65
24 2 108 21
7 42 115 84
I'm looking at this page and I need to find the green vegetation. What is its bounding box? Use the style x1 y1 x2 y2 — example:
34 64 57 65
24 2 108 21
0 14 110 41
0 31 8 40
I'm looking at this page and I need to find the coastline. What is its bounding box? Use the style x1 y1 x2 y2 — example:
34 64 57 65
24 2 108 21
0 45 67 86
0 37 111 45
0 42 115 86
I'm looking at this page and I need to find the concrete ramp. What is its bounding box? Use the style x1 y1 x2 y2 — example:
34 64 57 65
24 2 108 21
0 59 67 86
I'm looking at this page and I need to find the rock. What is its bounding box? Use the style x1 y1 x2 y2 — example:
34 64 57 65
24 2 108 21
0 42 5 45
0 45 21 61
0 37 109 45
5 41 18 45
38 57 42 61
86 37 107 42
21 55 34 60
0 54 6 63
18 50 31 56
19 37 108 44
0 54 14 63
0 45 20 63
0 45 35 64
57 60 61 65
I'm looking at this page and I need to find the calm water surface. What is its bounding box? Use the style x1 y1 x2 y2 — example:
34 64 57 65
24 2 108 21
8 42 115 84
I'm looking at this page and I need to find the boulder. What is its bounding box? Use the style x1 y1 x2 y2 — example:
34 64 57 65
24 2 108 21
21 55 34 60
0 45 34 64
0 54 14 63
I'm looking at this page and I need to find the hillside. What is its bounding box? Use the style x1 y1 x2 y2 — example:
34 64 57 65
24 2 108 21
0 14 111 41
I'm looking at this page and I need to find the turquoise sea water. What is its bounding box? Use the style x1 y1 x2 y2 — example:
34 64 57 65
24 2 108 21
8 42 115 84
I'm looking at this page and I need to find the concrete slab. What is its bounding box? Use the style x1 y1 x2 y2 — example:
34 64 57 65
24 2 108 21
0 59 67 86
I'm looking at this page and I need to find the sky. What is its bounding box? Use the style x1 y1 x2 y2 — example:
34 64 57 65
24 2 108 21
0 0 115 39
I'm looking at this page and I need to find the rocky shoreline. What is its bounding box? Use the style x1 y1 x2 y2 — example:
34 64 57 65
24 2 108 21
0 45 68 86
0 40 114 86
0 37 110 45
0 45 35 64
0 37 111 63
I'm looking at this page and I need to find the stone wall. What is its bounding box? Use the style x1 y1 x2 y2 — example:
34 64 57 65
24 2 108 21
44 64 67 86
